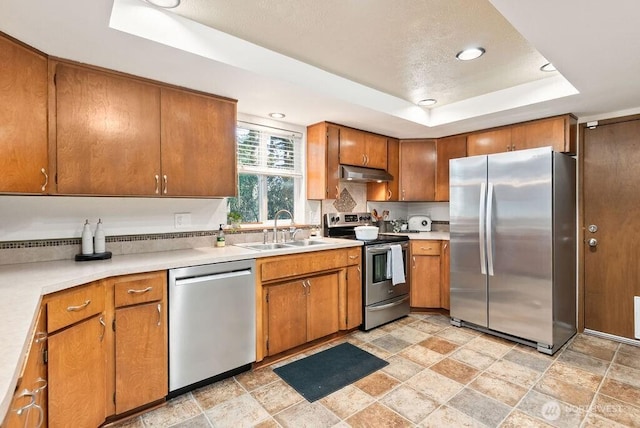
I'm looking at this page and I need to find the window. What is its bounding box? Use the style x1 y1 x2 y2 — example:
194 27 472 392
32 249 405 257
227 121 303 224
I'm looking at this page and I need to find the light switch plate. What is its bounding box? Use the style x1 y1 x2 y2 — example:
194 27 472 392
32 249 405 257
635 296 640 339
174 213 191 228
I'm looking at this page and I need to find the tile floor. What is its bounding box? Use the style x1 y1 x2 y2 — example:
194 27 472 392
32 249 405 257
112 314 640 427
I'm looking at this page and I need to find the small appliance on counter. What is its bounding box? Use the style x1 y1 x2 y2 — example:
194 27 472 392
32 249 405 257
407 215 432 232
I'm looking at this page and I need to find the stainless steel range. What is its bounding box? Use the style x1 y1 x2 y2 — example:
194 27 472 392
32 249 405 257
324 212 410 330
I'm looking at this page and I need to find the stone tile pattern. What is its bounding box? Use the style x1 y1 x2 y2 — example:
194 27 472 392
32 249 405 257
111 314 640 428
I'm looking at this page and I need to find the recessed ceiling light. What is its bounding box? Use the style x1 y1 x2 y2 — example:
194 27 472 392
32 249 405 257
145 0 181 8
269 112 286 119
456 47 485 61
540 62 557 72
417 98 437 107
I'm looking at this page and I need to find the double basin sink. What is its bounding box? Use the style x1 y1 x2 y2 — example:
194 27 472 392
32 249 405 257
236 240 330 251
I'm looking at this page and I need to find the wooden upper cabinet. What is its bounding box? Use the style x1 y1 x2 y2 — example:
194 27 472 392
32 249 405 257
399 139 436 201
466 127 512 157
306 122 340 200
55 63 161 196
160 87 237 197
511 114 577 154
0 35 49 194
339 127 387 170
368 138 399 201
435 135 467 201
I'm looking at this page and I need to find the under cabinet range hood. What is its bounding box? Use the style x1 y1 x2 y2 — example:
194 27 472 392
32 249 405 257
340 165 393 182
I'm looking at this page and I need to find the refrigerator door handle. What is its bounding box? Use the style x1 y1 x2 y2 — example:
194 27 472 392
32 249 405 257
486 182 495 276
479 182 487 275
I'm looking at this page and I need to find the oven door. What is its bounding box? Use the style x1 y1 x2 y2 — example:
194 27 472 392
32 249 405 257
364 243 409 305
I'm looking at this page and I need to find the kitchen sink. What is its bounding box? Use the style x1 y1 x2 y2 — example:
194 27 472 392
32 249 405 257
236 239 330 251
283 240 327 247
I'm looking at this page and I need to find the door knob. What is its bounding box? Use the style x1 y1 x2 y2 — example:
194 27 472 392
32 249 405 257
588 238 598 247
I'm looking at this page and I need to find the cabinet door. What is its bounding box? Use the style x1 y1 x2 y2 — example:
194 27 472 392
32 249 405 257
307 273 340 341
399 139 436 201
265 280 307 356
467 128 512 156
339 127 366 166
160 88 237 197
115 302 167 414
368 138 399 201
0 35 48 194
55 63 161 195
511 115 575 153
410 255 441 307
345 266 363 329
4 306 47 428
440 241 450 310
364 133 388 169
435 136 467 201
48 315 106 428
306 123 340 200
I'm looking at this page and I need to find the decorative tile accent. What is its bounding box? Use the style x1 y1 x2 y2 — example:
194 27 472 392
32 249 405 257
332 188 357 212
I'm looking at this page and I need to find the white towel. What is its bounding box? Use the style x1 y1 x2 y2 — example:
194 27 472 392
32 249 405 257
390 244 405 285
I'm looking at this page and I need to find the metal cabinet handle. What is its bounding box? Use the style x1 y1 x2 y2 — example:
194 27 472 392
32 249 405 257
12 389 35 416
335 185 339 199
157 303 162 326
127 286 153 294
154 174 160 194
443 243 448 251
362 154 367 165
32 378 47 395
412 256 416 268
348 255 358 260
512 144 516 150
402 189 406 201
66 300 90 312
357 266 361 274
34 332 47 344
163 175 168 194
99 315 106 342
306 280 311 294
588 238 598 247
420 247 432 250
506 145 511 151
387 189 392 200
40 168 48 192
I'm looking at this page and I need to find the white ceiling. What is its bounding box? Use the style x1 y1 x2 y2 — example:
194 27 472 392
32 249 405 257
1 0 639 138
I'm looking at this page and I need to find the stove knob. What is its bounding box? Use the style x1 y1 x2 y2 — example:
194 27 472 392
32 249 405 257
359 216 364 221
335 216 340 223
330 216 336 223
365 215 371 221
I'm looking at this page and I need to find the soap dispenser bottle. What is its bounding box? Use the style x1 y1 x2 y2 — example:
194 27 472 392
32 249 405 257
81 219 94 255
216 224 226 247
94 218 106 253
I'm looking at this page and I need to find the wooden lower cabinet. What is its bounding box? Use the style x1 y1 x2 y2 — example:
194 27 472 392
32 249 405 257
43 272 168 426
440 241 450 310
264 272 339 356
410 241 442 308
345 265 363 329
3 306 47 428
114 301 167 414
48 315 107 428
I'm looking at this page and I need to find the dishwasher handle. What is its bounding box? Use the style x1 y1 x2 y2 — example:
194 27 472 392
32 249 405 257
174 269 252 287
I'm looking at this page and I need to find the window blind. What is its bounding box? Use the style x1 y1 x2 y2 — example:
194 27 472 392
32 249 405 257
236 121 303 177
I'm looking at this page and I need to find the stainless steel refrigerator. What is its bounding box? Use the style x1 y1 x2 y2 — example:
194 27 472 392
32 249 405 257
449 147 576 355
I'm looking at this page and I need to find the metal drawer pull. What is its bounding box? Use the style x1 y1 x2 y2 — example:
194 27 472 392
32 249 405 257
157 303 162 326
163 174 168 194
387 189 392 200
154 174 160 194
12 390 35 415
66 300 90 312
420 247 432 250
34 332 47 344
349 255 358 259
32 378 47 395
40 168 48 192
99 316 106 341
127 286 153 294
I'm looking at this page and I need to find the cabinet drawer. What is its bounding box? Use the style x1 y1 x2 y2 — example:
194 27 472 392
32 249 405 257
411 241 441 256
47 280 105 332
346 248 361 265
113 271 165 308
260 249 349 282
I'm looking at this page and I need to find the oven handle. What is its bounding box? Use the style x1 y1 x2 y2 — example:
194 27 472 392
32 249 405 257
366 244 408 255
366 295 409 311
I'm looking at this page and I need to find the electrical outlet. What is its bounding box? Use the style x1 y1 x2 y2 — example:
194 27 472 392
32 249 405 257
174 213 191 228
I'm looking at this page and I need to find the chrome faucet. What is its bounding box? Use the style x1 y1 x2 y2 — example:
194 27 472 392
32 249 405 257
273 209 293 243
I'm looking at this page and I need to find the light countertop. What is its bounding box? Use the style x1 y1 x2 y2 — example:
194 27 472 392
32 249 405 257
0 238 361 422
381 231 450 240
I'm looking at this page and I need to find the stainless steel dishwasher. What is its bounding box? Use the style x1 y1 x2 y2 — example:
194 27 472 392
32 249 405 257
168 259 255 396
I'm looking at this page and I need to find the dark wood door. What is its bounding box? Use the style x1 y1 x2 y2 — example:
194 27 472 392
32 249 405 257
0 35 48 194
584 118 640 339
55 63 161 195
160 87 237 197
